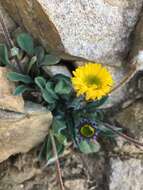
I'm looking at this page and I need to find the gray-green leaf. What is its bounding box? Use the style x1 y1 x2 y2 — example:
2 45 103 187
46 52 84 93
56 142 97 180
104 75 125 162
0 44 9 65
78 140 100 154
55 79 71 95
34 46 45 63
41 54 60 66
35 76 46 91
14 85 30 96
7 72 33 84
17 33 34 55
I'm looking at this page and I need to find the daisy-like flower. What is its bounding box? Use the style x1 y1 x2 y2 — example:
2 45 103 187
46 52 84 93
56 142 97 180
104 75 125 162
71 63 113 101
76 119 99 143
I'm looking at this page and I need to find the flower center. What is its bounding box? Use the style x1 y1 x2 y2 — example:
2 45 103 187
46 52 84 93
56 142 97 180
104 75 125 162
79 124 96 138
86 75 101 86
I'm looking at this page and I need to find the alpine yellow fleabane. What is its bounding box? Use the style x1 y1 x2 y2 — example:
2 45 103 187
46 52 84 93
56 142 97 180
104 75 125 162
71 63 114 101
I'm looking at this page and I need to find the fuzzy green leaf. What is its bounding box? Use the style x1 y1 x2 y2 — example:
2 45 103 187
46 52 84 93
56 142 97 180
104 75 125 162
52 118 67 145
0 44 9 65
27 56 37 73
17 33 34 55
7 72 33 84
52 118 67 134
34 46 45 63
41 54 60 66
55 79 71 95
68 96 85 110
14 85 30 96
53 74 71 83
35 76 46 91
42 89 56 104
86 96 108 112
46 82 59 100
78 140 100 154
38 137 64 161
55 133 67 146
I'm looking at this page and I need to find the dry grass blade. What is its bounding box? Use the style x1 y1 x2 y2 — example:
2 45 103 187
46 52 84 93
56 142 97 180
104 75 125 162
50 131 65 190
104 123 143 148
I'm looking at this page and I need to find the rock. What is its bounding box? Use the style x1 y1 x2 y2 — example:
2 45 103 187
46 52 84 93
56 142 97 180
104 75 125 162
1 0 143 63
0 67 24 112
0 3 16 43
78 153 106 189
104 66 128 107
109 158 143 190
43 65 72 77
0 101 53 162
113 101 143 154
115 101 143 141
65 179 87 190
130 12 143 59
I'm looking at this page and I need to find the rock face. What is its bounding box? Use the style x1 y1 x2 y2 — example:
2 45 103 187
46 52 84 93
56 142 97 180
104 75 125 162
109 101 143 190
0 67 24 112
0 3 16 43
1 0 143 64
131 12 143 58
115 101 143 142
43 65 72 77
0 102 53 163
109 158 143 190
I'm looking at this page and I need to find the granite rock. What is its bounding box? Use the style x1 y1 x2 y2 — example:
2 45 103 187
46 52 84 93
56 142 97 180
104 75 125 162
0 102 53 163
1 0 143 64
109 158 143 190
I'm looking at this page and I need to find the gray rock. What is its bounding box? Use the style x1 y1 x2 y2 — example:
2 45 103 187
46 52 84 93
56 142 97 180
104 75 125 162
130 12 143 59
113 101 143 154
43 65 72 77
115 101 143 142
1 0 143 64
64 179 87 190
0 101 53 163
109 158 143 190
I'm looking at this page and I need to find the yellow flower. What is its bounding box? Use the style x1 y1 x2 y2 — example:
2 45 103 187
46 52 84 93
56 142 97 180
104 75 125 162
71 63 113 101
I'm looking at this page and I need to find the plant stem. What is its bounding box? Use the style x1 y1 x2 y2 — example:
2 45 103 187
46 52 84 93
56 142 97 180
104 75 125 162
50 131 65 190
104 123 143 148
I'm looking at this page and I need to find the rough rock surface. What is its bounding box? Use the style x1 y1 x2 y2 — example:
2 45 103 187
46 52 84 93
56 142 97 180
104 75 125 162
115 101 143 142
131 12 143 58
109 158 143 190
108 101 143 190
0 67 24 112
1 0 143 64
0 3 16 43
0 102 53 163
0 152 106 190
43 65 72 77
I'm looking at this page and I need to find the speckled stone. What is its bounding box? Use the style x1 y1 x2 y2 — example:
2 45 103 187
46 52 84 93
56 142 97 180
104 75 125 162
1 0 143 64
109 158 143 190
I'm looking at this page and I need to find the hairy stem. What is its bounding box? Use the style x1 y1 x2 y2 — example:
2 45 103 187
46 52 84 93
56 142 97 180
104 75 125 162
50 131 65 190
104 123 143 148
